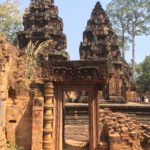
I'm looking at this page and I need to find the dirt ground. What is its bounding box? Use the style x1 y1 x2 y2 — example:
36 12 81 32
64 140 88 150
64 125 89 150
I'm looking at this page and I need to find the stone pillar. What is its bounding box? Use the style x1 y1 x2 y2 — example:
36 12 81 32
32 87 44 150
109 133 121 150
0 96 6 130
0 97 7 150
98 142 108 150
43 82 55 150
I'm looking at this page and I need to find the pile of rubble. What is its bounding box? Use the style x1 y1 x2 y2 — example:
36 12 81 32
140 125 150 149
98 109 150 150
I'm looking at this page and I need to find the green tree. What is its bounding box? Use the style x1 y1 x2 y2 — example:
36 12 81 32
25 41 48 81
106 1 130 59
0 0 23 43
106 0 150 78
136 55 150 92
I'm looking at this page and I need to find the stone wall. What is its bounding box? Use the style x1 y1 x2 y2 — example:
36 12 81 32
140 125 150 150
0 33 18 149
0 33 33 150
4 47 33 149
0 100 7 150
0 128 7 150
98 109 150 150
6 95 32 150
0 33 17 100
64 105 150 150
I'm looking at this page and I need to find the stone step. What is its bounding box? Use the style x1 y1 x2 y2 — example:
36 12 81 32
65 115 88 118
65 105 150 126
65 111 89 115
127 114 150 125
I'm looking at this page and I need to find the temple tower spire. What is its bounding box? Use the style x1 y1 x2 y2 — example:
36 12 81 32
31 0 54 3
79 1 120 61
17 0 68 60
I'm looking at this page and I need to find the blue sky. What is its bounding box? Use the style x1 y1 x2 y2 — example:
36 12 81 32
1 0 150 63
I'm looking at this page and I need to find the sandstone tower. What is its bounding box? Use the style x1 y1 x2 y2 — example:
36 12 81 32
17 0 68 60
80 2 136 102
80 2 120 61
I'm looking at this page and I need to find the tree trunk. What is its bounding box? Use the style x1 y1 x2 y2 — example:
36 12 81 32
132 34 135 79
122 50 125 59
121 27 125 59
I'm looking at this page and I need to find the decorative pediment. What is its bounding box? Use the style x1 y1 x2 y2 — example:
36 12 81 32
42 59 110 82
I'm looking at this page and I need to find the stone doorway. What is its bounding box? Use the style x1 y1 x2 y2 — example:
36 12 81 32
63 90 89 150
41 60 108 150
55 83 99 150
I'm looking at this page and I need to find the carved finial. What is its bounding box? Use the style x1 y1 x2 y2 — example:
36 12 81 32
95 1 102 9
31 0 54 3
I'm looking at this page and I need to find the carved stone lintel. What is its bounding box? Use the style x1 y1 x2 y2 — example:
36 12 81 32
42 60 109 82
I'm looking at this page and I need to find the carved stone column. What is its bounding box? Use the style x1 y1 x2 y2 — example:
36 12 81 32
43 82 55 150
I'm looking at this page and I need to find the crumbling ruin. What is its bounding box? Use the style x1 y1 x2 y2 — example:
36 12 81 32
99 109 150 150
79 2 136 103
0 0 150 150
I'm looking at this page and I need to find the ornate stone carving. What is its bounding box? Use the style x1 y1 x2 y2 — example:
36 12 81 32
79 1 136 102
41 60 109 82
17 0 68 60
43 82 55 150
79 2 119 61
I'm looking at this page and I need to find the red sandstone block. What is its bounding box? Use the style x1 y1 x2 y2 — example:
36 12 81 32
33 107 43 111
32 132 43 150
130 131 138 140
109 143 121 150
121 127 128 133
32 134 43 142
98 142 108 150
120 133 129 140
32 121 43 130
32 143 42 150
33 110 43 119
109 133 121 143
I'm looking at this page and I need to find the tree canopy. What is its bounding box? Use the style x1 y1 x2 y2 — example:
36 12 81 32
0 0 23 43
106 0 150 78
136 55 150 92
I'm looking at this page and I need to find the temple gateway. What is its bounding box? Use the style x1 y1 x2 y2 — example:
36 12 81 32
0 0 150 150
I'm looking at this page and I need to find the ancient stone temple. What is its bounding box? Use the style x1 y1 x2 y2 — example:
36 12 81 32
80 2 117 61
17 0 68 60
0 1 150 150
80 2 136 103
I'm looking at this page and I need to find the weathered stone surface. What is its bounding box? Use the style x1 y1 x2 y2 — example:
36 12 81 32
80 2 119 61
0 128 7 150
0 0 149 150
0 33 18 101
99 109 144 150
79 2 136 103
41 60 109 82
17 0 68 60
0 33 18 150
6 96 32 149
32 94 44 150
